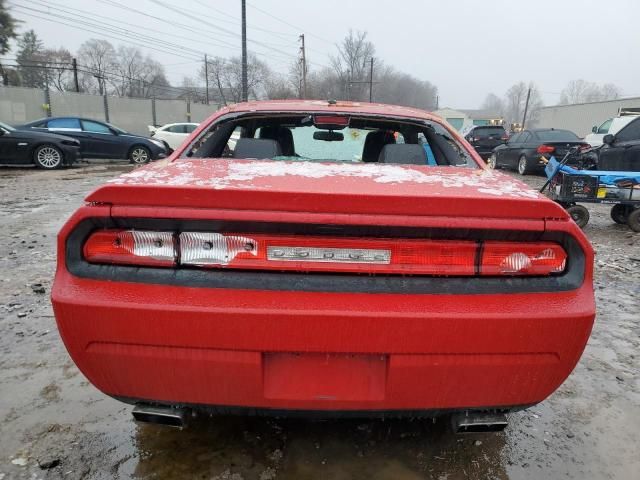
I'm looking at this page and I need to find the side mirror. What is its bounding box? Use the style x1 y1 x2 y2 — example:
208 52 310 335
603 134 615 145
591 125 598 133
110 129 119 135
0 129 5 136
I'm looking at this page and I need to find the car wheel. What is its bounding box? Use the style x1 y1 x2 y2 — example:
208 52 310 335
627 208 640 233
566 204 590 229
129 146 150 164
488 154 499 169
610 204 630 224
517 155 530 175
34 144 63 169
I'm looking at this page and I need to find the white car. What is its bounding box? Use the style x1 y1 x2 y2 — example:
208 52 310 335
148 123 199 150
584 115 639 147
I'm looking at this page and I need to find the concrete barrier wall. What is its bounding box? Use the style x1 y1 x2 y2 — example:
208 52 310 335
108 96 153 135
191 103 218 123
0 86 48 124
0 86 220 134
51 91 105 123
538 97 640 137
155 99 189 126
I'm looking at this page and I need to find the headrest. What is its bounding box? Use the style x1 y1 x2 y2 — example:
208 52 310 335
232 138 282 159
259 126 295 156
378 144 427 165
362 130 396 162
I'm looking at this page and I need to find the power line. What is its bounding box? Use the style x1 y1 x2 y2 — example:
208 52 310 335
148 0 302 63
95 0 302 66
11 7 203 61
246 1 334 45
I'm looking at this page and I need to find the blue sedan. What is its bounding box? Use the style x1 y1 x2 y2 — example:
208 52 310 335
17 117 168 164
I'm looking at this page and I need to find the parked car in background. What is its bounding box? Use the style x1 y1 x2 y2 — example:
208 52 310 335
148 123 199 150
585 114 639 147
598 115 640 171
463 125 508 159
52 100 595 430
0 121 80 169
17 117 167 164
489 128 587 175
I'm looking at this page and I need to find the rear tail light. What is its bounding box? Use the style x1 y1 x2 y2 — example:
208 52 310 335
501 134 509 141
82 230 568 277
83 230 176 267
537 144 555 154
480 242 567 275
179 233 477 275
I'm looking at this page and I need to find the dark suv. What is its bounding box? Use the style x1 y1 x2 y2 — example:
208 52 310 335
464 125 508 159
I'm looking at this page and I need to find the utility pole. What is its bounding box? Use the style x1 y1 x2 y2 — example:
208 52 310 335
521 87 532 129
299 34 307 99
204 54 209 105
435 95 439 110
368 57 374 102
241 0 248 102
72 58 79 93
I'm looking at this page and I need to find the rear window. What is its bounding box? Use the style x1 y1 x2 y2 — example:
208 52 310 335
535 130 580 141
185 114 477 168
473 126 505 137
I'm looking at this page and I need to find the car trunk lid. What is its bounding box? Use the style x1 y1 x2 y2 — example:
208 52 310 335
87 158 567 222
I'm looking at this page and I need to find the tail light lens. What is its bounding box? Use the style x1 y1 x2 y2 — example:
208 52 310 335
83 230 176 267
481 242 567 276
82 230 568 277
179 233 477 275
537 144 555 154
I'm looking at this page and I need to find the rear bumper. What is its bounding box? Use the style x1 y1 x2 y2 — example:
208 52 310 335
52 269 595 413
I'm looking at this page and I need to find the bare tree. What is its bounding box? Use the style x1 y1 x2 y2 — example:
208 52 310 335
373 64 437 109
481 93 505 116
265 72 297 100
43 47 73 91
330 30 375 101
77 39 116 94
179 76 206 103
560 79 621 104
201 54 270 103
504 82 544 128
601 83 621 101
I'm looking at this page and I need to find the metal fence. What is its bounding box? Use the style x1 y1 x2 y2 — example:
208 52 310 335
0 85 219 135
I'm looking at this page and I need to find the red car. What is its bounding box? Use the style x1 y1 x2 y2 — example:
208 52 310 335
52 101 595 431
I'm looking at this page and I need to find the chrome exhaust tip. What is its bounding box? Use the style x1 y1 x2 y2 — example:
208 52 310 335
451 411 508 433
132 405 189 429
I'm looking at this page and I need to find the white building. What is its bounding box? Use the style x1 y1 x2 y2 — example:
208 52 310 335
537 97 640 137
433 108 503 131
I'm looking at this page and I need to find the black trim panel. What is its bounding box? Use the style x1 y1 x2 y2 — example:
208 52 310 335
114 395 533 419
66 217 586 295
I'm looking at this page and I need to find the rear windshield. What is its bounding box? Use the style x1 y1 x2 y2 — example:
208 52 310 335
184 114 477 168
474 126 505 137
535 130 580 141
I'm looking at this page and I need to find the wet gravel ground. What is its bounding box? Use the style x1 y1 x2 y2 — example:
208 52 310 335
0 164 638 480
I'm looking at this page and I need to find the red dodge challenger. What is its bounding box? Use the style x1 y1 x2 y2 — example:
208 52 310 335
52 100 595 431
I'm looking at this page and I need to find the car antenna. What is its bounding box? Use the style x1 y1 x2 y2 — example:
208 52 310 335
328 99 337 106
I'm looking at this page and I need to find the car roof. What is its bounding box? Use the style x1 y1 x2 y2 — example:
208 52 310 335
224 99 439 122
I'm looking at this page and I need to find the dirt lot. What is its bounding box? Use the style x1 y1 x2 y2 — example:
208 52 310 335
0 164 638 480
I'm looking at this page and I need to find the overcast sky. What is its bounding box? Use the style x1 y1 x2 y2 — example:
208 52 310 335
7 0 640 108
